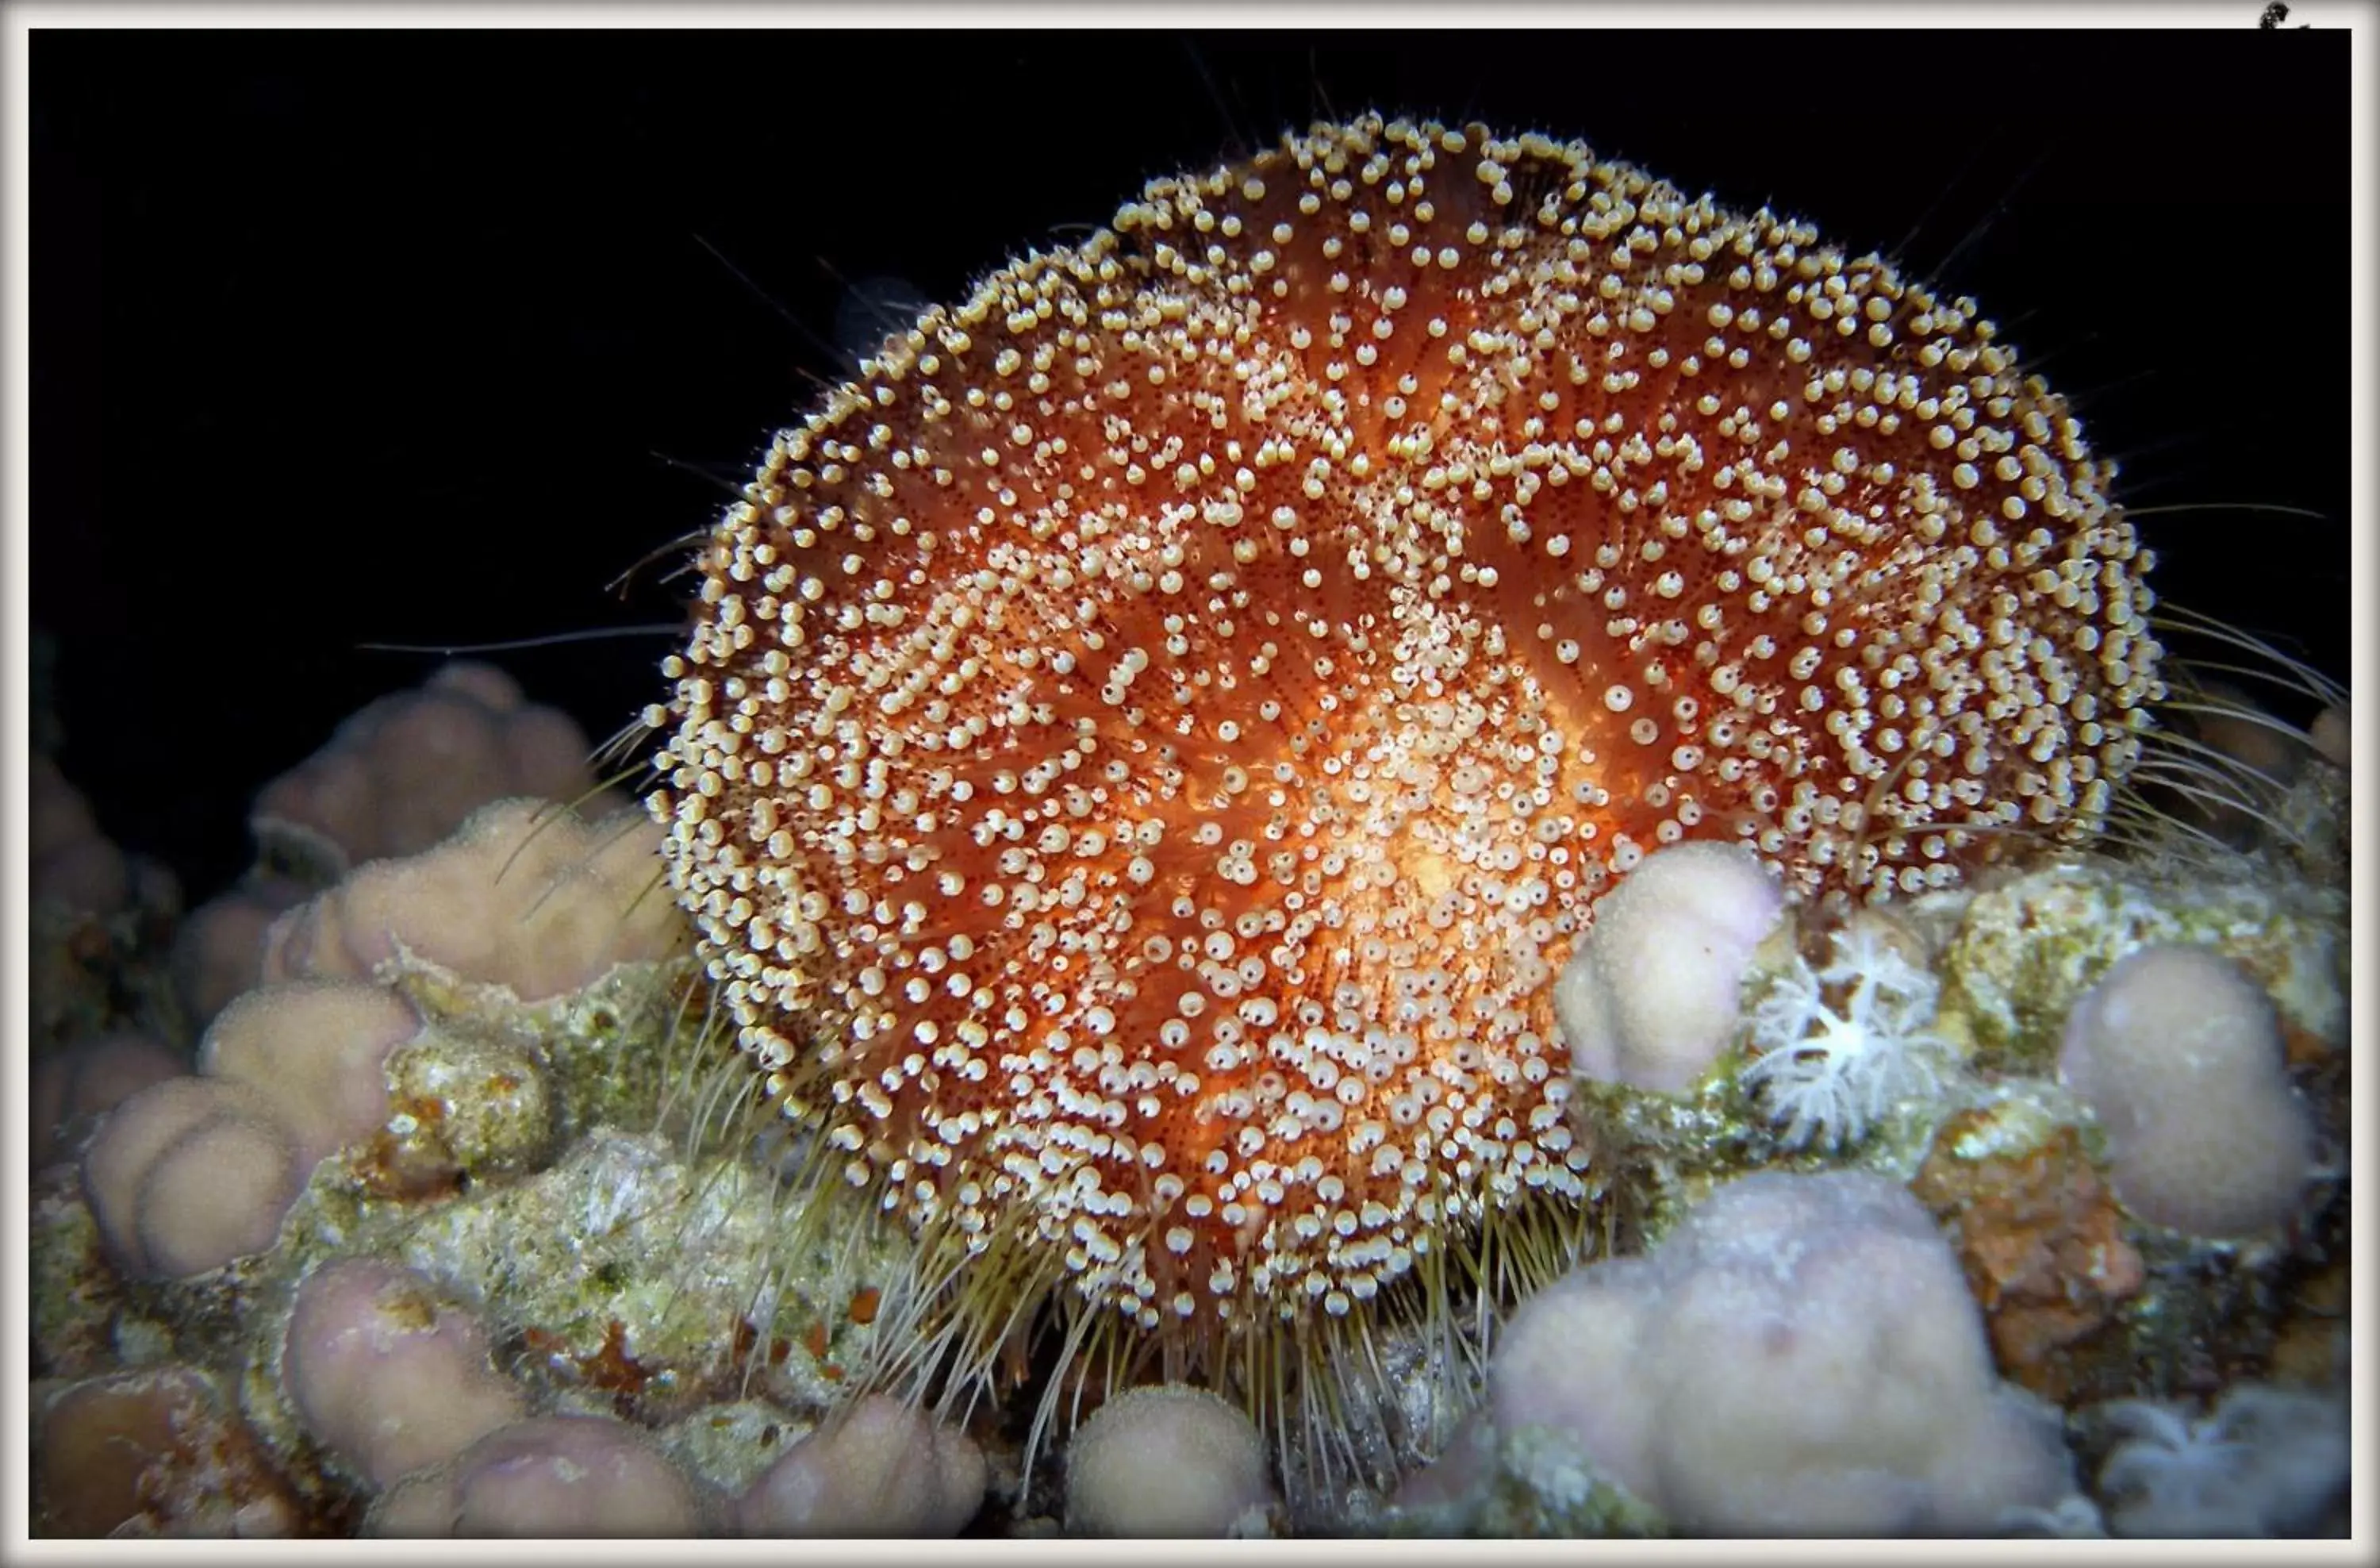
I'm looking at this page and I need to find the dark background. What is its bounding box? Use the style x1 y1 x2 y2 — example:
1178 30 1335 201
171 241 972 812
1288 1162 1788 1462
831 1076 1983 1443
31 27 2354 905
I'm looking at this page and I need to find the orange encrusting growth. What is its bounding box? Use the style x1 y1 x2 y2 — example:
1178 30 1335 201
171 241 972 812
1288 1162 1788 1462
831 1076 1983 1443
649 117 2160 1351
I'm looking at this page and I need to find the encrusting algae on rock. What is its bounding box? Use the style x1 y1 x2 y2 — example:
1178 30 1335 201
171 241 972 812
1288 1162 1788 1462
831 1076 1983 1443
29 115 2351 1540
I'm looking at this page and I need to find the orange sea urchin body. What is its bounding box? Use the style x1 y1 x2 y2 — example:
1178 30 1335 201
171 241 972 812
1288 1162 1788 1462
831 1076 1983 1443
649 117 2160 1371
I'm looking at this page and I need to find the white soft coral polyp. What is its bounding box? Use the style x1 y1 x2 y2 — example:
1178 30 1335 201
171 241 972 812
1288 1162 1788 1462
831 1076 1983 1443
1738 919 1949 1150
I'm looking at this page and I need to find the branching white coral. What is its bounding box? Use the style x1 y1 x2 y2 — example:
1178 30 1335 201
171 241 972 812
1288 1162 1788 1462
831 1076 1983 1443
2095 1384 2348 1537
1737 922 1950 1151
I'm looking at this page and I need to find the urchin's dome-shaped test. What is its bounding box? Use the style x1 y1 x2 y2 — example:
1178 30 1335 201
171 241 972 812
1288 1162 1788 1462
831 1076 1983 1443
649 114 2161 1358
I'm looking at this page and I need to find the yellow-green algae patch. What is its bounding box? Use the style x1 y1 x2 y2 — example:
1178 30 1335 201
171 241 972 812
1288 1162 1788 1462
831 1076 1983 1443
1936 858 2346 1072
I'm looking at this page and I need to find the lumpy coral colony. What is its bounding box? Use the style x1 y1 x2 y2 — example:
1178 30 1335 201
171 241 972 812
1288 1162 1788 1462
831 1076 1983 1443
645 116 2163 1376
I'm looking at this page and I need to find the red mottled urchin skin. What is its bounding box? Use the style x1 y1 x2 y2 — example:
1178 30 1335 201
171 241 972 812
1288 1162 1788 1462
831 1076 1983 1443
648 117 2161 1346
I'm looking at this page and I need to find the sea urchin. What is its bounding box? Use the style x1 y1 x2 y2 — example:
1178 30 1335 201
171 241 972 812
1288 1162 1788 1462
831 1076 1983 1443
646 114 2163 1454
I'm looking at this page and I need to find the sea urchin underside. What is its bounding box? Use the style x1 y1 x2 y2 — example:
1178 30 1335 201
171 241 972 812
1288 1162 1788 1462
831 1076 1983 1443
647 114 2162 1451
